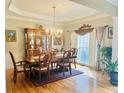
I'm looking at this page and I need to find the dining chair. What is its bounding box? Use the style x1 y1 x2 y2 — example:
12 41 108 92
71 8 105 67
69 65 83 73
70 48 78 68
32 52 52 81
50 50 61 69
9 51 26 83
56 50 72 76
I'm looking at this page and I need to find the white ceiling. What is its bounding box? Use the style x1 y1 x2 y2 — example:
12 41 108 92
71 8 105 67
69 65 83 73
6 0 111 24
106 0 118 6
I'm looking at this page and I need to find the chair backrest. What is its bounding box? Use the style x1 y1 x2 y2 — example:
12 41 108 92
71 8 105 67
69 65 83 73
9 51 17 70
61 51 71 63
27 49 40 57
70 48 78 57
49 52 53 62
63 50 71 59
50 48 58 55
39 52 51 68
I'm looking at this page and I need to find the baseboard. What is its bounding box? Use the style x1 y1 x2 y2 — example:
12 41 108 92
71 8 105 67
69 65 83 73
76 63 96 70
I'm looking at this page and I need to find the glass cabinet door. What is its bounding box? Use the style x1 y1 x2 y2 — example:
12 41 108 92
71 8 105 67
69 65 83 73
47 35 52 50
42 35 47 51
29 32 35 49
36 32 42 49
36 32 47 52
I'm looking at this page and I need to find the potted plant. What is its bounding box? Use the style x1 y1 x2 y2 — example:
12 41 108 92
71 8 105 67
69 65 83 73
100 47 118 85
60 47 64 53
100 47 112 60
102 59 118 85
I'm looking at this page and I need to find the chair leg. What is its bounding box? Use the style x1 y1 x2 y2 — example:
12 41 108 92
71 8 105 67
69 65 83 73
74 58 76 68
69 65 72 75
23 64 26 75
63 66 65 77
48 70 50 80
32 69 35 80
29 66 32 80
24 64 29 77
39 71 41 81
13 70 17 83
56 64 58 71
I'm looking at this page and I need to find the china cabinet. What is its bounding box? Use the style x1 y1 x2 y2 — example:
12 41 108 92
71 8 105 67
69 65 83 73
24 28 47 57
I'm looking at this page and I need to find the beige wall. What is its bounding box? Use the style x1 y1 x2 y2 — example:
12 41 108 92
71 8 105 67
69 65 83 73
63 16 113 49
5 19 36 68
6 16 113 69
64 16 112 30
63 16 113 68
112 16 118 61
5 18 64 69
63 31 71 50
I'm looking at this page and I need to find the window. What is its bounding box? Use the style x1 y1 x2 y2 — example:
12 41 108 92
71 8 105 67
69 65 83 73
77 34 90 65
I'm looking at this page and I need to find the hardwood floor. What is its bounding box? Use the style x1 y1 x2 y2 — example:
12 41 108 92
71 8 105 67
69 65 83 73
6 65 117 93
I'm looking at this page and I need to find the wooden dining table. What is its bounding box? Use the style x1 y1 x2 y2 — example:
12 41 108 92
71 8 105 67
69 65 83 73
23 52 64 80
24 53 64 71
25 53 63 63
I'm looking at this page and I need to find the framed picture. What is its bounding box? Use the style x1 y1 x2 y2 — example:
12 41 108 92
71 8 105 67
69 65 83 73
5 30 17 42
54 36 62 46
108 27 113 39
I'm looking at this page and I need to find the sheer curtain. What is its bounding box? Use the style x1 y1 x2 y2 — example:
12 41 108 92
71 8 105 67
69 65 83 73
95 26 106 70
74 25 94 66
77 34 90 65
74 26 107 70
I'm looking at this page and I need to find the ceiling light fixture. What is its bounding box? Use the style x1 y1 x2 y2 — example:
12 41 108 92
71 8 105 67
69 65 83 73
46 6 63 36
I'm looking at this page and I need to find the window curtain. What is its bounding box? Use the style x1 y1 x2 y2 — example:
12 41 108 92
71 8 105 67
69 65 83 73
75 25 94 36
95 26 106 70
75 28 93 35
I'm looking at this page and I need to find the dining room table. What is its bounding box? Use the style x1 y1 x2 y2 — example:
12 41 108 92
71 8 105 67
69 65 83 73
24 52 64 65
23 52 64 79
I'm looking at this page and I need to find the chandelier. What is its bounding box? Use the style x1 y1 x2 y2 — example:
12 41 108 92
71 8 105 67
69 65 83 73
45 6 63 36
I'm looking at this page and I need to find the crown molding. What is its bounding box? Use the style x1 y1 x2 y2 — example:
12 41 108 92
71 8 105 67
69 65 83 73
6 15 64 26
63 13 111 26
6 1 111 26
6 12 111 27
70 0 117 16
8 3 77 23
8 4 53 21
106 0 118 6
6 2 103 25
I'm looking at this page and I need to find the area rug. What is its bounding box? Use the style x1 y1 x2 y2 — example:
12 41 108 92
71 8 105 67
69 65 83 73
30 69 83 86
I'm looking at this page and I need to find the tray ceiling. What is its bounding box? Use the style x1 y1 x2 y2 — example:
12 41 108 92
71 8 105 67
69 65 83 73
6 0 107 24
